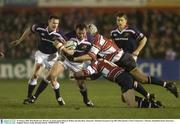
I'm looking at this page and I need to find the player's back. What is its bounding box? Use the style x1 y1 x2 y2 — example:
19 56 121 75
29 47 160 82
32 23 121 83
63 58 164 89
90 59 124 81
88 33 123 62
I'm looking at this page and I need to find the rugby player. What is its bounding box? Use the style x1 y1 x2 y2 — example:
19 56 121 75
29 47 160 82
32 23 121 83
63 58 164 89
11 15 72 105
74 58 163 108
110 13 147 61
110 13 152 100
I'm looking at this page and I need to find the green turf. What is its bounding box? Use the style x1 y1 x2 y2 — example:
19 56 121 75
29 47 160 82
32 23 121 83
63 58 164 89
0 79 179 119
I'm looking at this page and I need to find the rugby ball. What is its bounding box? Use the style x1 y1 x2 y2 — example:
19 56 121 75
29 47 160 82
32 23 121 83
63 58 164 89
65 40 77 50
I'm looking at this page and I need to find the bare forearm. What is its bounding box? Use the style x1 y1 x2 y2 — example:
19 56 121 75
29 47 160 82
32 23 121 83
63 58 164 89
19 27 32 42
133 37 147 55
74 54 92 62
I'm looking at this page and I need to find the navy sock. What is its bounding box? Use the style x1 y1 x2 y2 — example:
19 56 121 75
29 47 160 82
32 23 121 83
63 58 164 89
133 81 148 97
54 88 60 99
27 84 36 98
148 76 165 87
34 79 48 98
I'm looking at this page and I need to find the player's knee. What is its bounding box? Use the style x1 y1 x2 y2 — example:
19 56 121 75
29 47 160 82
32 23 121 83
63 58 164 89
52 82 60 89
122 89 137 107
28 78 38 85
116 53 137 72
77 80 86 89
32 73 39 79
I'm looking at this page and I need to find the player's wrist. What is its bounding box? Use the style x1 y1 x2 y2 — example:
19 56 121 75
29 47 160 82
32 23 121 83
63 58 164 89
132 53 138 56
73 57 77 61
132 51 139 56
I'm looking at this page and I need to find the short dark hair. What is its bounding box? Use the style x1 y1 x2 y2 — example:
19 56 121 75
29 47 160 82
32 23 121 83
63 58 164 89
115 12 128 20
48 15 59 20
75 24 87 30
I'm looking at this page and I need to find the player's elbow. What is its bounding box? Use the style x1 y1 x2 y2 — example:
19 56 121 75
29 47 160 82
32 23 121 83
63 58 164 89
142 36 147 44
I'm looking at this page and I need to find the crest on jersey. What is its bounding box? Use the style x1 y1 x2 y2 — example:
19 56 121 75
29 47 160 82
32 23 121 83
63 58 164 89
52 36 59 41
123 32 129 37
81 45 87 49
113 33 118 37
41 33 45 36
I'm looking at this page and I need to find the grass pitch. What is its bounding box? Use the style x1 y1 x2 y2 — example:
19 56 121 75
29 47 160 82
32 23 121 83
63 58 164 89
0 79 179 119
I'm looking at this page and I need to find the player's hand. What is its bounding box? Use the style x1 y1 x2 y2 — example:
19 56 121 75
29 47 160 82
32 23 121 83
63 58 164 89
132 51 139 61
11 39 21 47
132 55 137 62
66 49 74 56
0 52 4 58
53 41 63 49
132 51 139 57
65 55 74 61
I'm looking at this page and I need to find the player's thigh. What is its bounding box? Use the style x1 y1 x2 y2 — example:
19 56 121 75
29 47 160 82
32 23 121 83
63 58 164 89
116 53 137 72
130 68 148 83
48 61 64 78
115 72 134 93
31 63 42 78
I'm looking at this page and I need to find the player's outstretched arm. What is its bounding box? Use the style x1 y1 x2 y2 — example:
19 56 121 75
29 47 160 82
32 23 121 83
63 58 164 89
0 51 4 58
11 27 32 46
53 40 74 55
74 54 92 62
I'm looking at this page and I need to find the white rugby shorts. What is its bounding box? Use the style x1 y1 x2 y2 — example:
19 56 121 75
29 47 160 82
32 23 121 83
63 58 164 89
34 50 59 70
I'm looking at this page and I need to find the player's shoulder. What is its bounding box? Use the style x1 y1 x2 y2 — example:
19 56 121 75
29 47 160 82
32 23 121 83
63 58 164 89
34 23 47 28
110 27 118 34
55 28 66 36
65 31 76 40
126 26 140 33
86 32 94 43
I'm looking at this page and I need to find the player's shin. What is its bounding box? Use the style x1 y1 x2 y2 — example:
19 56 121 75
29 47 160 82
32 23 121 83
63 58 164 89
52 82 60 99
78 81 88 102
52 82 65 105
77 80 94 107
148 76 166 87
27 79 37 98
133 81 154 99
34 79 49 99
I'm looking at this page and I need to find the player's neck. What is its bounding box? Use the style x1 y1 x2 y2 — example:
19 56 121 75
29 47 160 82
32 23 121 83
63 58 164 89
118 24 128 31
47 27 56 33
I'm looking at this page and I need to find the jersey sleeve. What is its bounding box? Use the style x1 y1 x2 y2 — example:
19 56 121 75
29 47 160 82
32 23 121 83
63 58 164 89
133 27 144 41
110 30 115 40
30 24 39 33
88 45 100 60
88 35 101 60
83 61 98 76
57 34 66 43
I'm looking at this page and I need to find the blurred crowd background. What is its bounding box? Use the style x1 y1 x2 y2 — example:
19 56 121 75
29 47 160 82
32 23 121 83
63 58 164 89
0 8 179 60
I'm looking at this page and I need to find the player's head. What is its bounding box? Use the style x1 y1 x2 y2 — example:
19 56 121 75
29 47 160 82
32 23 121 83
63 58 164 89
87 24 98 36
115 13 128 30
75 24 87 40
48 15 60 31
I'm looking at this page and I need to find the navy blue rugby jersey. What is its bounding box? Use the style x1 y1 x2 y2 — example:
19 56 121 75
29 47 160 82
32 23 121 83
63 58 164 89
31 23 66 54
65 31 92 57
110 26 144 53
